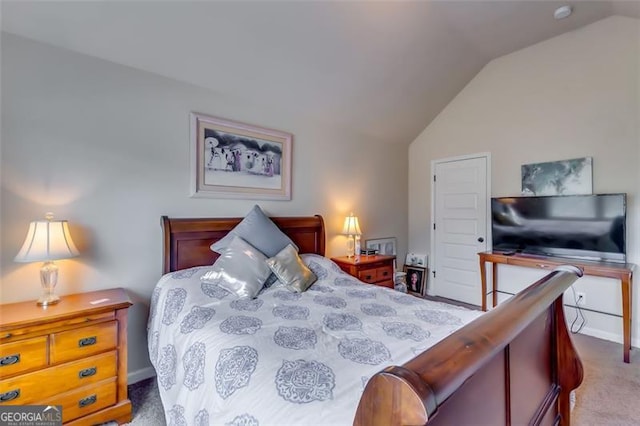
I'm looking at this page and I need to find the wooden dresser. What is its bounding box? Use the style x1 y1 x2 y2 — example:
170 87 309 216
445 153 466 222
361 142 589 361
331 255 396 288
0 288 132 425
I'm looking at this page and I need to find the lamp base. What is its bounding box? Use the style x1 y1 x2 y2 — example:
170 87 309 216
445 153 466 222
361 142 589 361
38 261 61 307
346 235 355 257
37 293 61 306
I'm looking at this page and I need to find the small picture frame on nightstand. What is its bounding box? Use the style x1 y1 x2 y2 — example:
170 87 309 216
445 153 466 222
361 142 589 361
365 237 397 256
404 265 427 297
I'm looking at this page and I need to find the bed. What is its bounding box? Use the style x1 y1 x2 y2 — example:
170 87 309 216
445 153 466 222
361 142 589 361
151 214 584 425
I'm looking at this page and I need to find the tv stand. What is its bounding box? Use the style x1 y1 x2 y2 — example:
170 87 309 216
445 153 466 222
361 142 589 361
479 251 635 363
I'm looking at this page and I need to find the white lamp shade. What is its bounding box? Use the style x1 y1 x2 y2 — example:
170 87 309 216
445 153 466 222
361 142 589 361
14 220 79 263
342 214 362 236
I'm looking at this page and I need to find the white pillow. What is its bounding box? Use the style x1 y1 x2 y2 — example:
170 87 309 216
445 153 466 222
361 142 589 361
201 236 271 299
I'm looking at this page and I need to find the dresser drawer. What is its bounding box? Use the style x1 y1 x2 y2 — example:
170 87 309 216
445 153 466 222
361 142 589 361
376 265 393 283
0 336 47 377
358 268 378 283
0 312 115 342
358 265 393 285
376 279 395 289
50 321 117 364
42 378 117 423
0 351 117 405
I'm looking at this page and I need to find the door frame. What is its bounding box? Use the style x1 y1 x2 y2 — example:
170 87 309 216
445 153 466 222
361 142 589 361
429 152 492 297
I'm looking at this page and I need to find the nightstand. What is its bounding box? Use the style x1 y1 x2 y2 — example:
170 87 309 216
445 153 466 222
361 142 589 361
0 288 132 425
331 255 396 288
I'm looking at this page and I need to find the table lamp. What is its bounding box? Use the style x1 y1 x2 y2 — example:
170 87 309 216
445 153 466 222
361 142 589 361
342 213 362 257
14 213 79 306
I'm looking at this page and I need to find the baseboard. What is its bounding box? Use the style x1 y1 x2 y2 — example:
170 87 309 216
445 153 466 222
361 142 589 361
128 366 156 384
576 326 640 348
564 307 640 348
578 326 622 344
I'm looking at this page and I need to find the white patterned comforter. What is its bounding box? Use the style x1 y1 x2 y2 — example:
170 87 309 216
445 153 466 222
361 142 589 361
148 254 482 426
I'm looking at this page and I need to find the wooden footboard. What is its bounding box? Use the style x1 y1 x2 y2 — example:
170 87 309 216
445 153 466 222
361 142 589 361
354 266 584 426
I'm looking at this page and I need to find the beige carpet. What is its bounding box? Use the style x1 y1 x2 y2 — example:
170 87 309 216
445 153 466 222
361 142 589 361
572 334 640 426
125 378 164 425
125 334 639 425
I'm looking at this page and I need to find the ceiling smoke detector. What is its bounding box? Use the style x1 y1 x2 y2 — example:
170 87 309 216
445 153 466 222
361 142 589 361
554 5 573 20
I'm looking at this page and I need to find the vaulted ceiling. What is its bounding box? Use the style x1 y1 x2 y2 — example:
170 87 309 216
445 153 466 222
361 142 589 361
2 1 639 145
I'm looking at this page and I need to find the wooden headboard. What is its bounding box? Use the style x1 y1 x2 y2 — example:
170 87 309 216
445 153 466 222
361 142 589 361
161 215 325 274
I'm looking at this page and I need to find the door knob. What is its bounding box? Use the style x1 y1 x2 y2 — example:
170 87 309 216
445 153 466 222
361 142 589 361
478 237 484 243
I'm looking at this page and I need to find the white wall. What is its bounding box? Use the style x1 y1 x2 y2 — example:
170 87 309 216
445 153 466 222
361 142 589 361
409 16 640 345
0 34 408 380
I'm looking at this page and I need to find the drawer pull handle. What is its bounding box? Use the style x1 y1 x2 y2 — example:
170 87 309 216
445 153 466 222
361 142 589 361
537 264 549 268
78 367 97 378
78 336 97 347
1 333 12 340
0 389 20 402
365 275 372 280
382 271 389 276
78 395 97 408
0 354 20 366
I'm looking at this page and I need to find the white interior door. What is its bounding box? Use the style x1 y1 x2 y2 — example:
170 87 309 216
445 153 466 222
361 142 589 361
431 155 489 306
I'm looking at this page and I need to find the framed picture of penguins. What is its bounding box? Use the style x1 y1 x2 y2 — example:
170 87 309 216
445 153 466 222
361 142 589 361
190 112 292 200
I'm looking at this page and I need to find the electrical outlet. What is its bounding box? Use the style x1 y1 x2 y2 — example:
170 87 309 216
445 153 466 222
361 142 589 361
576 292 586 306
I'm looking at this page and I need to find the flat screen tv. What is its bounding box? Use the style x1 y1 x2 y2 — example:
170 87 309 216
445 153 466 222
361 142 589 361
491 193 626 263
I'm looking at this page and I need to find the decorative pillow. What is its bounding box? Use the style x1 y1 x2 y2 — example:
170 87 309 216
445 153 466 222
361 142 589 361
266 244 317 293
210 205 298 257
201 236 271 299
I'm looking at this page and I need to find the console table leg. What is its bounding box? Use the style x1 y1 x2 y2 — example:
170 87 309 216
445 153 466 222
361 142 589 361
492 263 498 309
480 260 487 312
622 275 632 363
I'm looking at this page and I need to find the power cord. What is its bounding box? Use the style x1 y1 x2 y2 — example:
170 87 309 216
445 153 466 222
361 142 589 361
569 286 586 334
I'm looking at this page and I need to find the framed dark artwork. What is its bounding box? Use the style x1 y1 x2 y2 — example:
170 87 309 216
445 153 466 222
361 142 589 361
404 265 427 297
190 112 292 200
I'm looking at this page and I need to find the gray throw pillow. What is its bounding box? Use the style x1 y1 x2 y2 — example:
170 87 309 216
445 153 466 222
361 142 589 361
201 236 271 299
266 244 317 293
210 205 298 257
